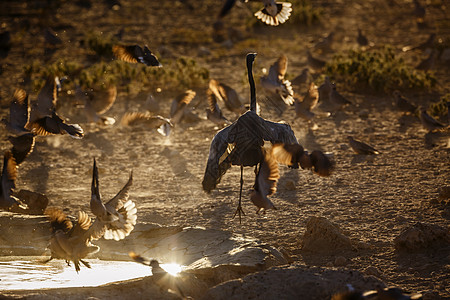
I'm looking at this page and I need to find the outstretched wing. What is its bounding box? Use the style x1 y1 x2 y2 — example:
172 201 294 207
105 172 133 211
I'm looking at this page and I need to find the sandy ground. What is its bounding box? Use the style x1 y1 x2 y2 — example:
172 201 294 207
0 0 449 298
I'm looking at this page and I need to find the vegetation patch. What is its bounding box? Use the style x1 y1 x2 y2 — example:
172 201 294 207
324 46 437 93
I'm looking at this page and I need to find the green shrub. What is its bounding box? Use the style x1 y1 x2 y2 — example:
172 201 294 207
324 46 437 93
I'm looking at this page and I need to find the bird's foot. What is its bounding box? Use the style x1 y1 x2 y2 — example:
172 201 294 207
232 204 246 224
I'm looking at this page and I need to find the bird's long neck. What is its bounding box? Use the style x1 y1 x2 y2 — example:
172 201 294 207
247 54 256 112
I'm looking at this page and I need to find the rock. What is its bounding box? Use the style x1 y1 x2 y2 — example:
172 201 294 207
11 189 49 215
334 256 347 266
394 222 450 252
364 266 381 277
301 216 353 253
438 186 450 200
284 180 296 191
202 263 385 300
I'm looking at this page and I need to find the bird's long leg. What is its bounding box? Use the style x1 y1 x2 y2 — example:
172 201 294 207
233 165 246 223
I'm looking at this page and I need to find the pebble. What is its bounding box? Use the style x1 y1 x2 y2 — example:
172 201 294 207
334 256 347 266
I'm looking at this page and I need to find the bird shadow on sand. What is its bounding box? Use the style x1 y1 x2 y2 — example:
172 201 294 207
297 128 323 152
397 114 418 133
350 154 376 164
331 110 349 128
160 147 193 178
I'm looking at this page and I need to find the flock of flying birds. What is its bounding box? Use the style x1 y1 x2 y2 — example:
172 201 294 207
0 1 447 298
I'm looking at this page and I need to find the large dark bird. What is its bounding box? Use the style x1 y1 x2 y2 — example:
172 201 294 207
0 151 26 210
113 44 162 67
202 53 332 222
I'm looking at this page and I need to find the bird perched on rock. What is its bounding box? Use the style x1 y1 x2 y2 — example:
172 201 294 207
206 88 230 126
393 90 417 114
260 54 294 106
90 158 137 241
45 207 103 272
209 79 246 115
0 151 26 210
2 88 35 164
25 76 84 139
76 85 117 125
120 112 173 137
419 108 445 132
218 0 292 26
169 90 197 125
348 136 380 155
113 44 162 67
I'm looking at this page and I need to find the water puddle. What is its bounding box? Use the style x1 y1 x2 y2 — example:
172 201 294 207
0 257 152 290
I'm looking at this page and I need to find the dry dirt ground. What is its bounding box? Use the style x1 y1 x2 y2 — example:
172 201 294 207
0 0 449 299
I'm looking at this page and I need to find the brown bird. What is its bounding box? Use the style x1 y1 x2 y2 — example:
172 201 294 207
291 68 311 88
169 89 197 125
357 28 369 47
309 150 334 177
313 32 335 53
209 79 246 115
25 76 84 138
419 108 445 132
260 54 294 105
249 147 280 214
328 83 351 110
113 44 162 67
90 158 137 241
120 112 173 136
76 85 117 125
271 143 311 170
416 50 437 71
2 88 35 164
294 82 319 122
318 76 333 103
43 27 62 46
206 88 230 126
348 136 380 155
45 208 103 272
393 90 417 113
307 50 326 71
0 151 26 210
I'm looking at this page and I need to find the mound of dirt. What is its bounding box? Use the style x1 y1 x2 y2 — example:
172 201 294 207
394 222 450 252
202 263 384 300
301 216 354 253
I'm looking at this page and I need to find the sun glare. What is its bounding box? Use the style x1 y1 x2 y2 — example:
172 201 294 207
160 263 182 276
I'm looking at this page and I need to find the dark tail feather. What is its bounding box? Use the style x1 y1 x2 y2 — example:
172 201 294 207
60 122 84 139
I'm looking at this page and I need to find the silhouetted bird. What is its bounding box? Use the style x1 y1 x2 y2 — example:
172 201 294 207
393 90 416 113
318 76 333 103
219 0 292 26
90 158 137 241
209 79 246 115
0 30 11 58
169 90 196 125
43 27 62 46
203 53 332 222
419 108 445 132
413 0 426 23
357 28 369 47
2 89 35 164
25 76 84 138
328 83 351 111
348 136 380 155
206 88 230 126
76 85 117 125
313 32 335 53
120 112 173 136
113 44 162 67
402 33 436 52
260 54 294 105
0 151 26 210
291 68 311 88
45 208 103 272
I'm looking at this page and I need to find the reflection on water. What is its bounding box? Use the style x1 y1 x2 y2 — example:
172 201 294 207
0 259 151 290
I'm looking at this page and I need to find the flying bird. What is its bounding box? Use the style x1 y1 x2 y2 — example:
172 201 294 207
76 85 117 125
113 44 162 67
90 158 137 241
45 207 103 272
120 112 173 137
25 76 84 139
169 89 197 125
2 88 35 164
294 82 319 122
0 151 26 210
348 136 380 155
218 0 292 26
260 54 294 106
209 79 246 115
206 88 231 126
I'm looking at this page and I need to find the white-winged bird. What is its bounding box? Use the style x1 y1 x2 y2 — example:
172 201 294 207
260 54 294 106
113 44 162 67
45 207 103 272
90 158 137 241
25 76 84 139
